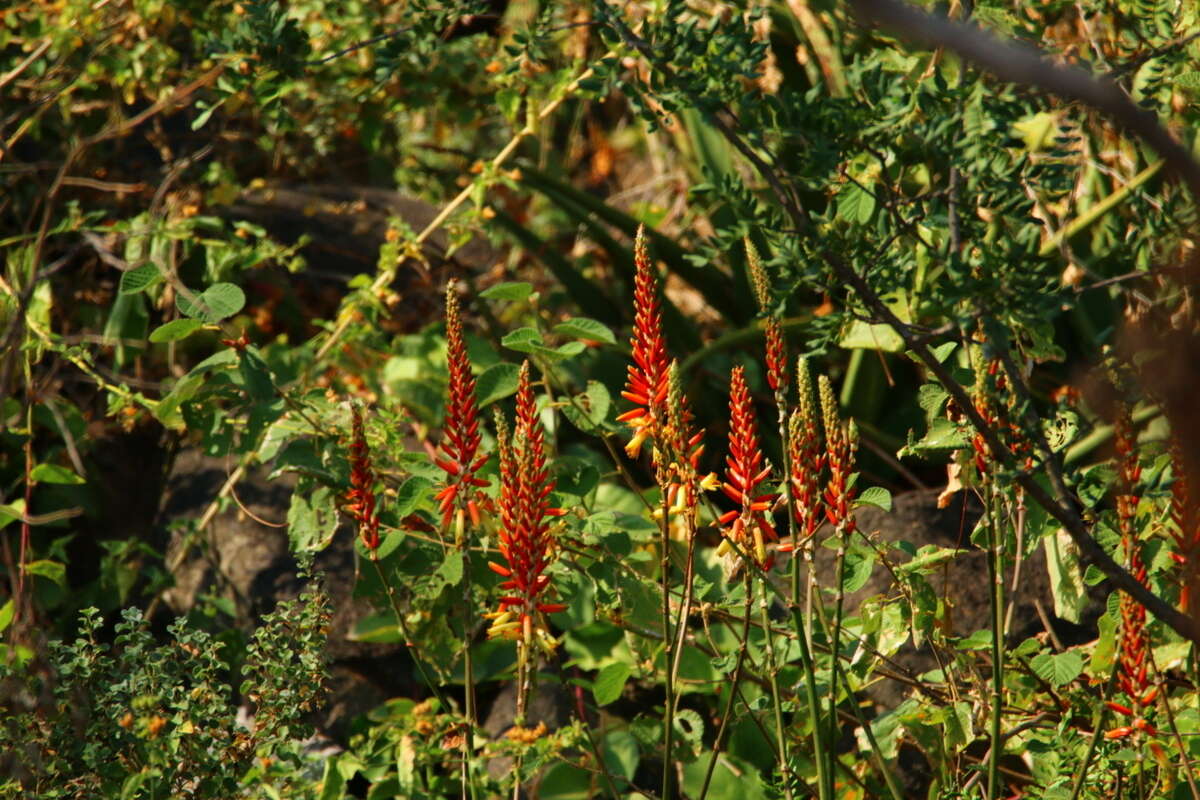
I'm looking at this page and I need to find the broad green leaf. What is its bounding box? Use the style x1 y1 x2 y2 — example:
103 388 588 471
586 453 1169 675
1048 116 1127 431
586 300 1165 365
287 481 338 553
943 701 975 750
118 264 162 295
501 326 543 353
593 661 631 706
436 550 463 587
553 316 616 345
24 559 66 587
836 181 876 224
30 463 85 485
602 730 639 781
177 282 246 322
955 629 994 650
1043 529 1086 623
537 763 591 800
149 318 204 343
1030 650 1083 687
475 362 521 406
347 612 402 643
562 380 611 432
394 476 432 518
855 486 892 512
0 502 25 531
480 281 533 302
0 600 13 634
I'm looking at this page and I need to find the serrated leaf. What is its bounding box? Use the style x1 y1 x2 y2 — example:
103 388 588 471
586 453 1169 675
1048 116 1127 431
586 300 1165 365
837 182 876 224
553 316 616 345
1030 650 1083 687
30 463 85 485
475 362 521 406
593 661 631 706
149 318 204 343
501 326 543 353
480 281 533 302
118 264 162 295
855 486 892 512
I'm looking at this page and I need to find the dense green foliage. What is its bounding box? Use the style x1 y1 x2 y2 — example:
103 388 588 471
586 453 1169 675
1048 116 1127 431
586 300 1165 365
3 1 1200 798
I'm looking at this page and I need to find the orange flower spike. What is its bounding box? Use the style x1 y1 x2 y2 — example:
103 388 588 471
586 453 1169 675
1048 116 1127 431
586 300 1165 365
783 358 825 552
486 362 565 651
347 404 381 552
745 238 788 393
719 365 779 567
1168 436 1200 614
1110 400 1157 741
435 281 491 533
618 225 670 458
820 376 857 534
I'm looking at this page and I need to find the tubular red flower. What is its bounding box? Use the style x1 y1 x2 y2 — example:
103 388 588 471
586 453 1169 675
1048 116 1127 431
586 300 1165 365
820 376 857 535
784 358 824 552
347 404 381 551
436 281 490 531
1168 436 1200 615
487 362 565 650
745 238 788 393
618 225 670 458
719 365 778 568
1109 403 1157 742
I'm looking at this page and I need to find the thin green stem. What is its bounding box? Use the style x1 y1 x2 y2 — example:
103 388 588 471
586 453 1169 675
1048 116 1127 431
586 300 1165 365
758 590 794 800
698 574 754 800
369 553 450 711
826 521 849 800
658 483 676 799
985 485 1005 800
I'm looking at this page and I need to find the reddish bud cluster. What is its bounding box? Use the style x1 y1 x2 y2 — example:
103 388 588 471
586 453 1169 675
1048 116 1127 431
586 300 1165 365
820 376 857 535
1109 406 1157 742
616 226 670 459
718 365 779 568
346 404 381 551
785 359 824 552
434 282 490 530
1168 437 1200 615
487 362 567 647
763 318 788 394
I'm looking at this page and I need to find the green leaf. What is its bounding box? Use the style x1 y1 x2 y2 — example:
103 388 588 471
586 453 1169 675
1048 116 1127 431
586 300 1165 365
30 463 85 485
1030 650 1083 687
318 755 347 800
553 316 616 345
287 481 339 554
0 600 13 634
955 629 994 650
238 349 275 401
562 381 611 432
837 182 876 224
0 502 25 531
348 612 402 644
393 476 432 518
149 318 204 343
436 550 463 587
118 264 162 295
593 661 631 706
475 362 521 406
501 326 543 353
1043 529 1087 623
480 281 534 302
177 282 246 322
24 559 66 587
855 486 892 512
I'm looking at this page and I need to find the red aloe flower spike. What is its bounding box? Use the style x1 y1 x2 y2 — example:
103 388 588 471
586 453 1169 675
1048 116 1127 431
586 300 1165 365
486 362 566 652
745 238 788 392
717 365 779 569
1113 405 1153 713
655 360 718 538
617 225 670 458
434 281 491 535
783 358 825 552
1168 435 1200 614
347 404 381 552
820 375 857 535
